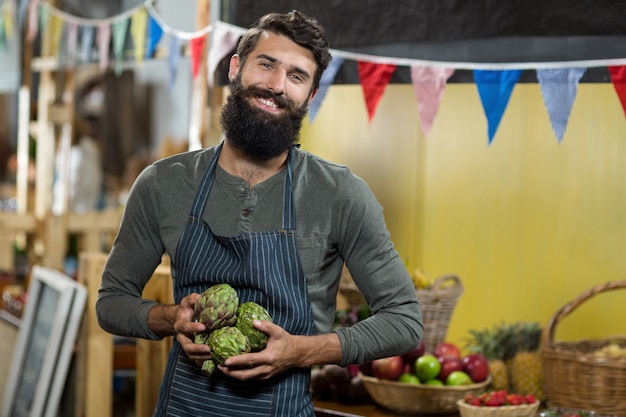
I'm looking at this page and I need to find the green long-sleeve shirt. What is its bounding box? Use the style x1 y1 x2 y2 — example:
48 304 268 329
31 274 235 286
96 145 422 366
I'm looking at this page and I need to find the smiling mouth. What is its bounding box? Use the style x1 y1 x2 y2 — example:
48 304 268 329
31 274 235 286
257 96 280 109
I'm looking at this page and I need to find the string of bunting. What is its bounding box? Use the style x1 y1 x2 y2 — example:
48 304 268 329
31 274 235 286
1 0 625 143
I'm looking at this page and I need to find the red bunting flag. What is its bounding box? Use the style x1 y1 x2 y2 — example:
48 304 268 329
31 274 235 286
190 36 205 80
357 61 397 122
609 66 626 117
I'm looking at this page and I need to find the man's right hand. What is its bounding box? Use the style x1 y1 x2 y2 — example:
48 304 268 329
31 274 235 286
174 293 212 362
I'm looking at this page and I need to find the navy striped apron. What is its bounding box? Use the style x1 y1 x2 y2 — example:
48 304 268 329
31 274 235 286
154 144 315 416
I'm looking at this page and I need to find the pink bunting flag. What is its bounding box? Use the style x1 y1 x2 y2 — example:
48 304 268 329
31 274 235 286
66 22 78 66
410 66 454 136
357 61 397 122
26 0 38 42
190 36 205 80
537 68 586 143
609 66 626 117
207 23 241 88
97 23 111 72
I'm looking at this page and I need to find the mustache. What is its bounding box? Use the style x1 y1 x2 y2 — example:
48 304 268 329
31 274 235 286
239 86 293 110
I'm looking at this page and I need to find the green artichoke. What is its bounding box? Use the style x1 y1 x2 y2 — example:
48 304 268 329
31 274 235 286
201 359 216 377
235 302 272 351
194 331 210 345
208 326 251 366
194 283 239 331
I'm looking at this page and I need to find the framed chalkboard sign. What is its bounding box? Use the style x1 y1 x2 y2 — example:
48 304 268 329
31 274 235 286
1 266 87 417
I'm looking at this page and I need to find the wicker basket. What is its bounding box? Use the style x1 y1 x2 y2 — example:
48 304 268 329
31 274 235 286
457 399 540 417
541 280 626 415
360 374 490 414
340 273 464 353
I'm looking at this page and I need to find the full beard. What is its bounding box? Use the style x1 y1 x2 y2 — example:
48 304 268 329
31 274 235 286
220 77 308 161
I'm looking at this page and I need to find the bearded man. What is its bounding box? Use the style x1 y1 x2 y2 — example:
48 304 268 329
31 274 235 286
97 10 422 416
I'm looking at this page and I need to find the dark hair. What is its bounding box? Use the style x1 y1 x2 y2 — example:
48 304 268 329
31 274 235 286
236 10 332 91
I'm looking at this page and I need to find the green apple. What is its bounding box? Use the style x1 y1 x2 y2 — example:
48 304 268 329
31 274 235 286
414 354 441 382
445 370 472 386
398 373 421 384
424 379 444 386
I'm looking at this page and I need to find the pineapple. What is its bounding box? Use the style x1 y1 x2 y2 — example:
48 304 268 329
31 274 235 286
465 323 514 391
508 322 544 401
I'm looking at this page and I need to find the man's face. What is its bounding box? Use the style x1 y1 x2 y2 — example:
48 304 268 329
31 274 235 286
230 31 318 112
219 32 318 161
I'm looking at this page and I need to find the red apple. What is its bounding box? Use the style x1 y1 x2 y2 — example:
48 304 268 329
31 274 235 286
359 361 373 376
433 341 461 359
372 355 404 381
401 341 425 364
438 356 463 382
461 353 489 382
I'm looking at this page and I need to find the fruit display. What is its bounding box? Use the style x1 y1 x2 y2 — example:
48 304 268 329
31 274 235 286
508 322 544 401
462 390 537 407
457 390 539 417
411 268 433 289
310 364 371 404
192 283 272 377
465 321 544 400
592 342 626 358
465 322 516 391
363 341 490 386
539 408 600 417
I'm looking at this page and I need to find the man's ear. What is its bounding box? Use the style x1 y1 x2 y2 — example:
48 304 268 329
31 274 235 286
307 89 318 104
228 54 241 81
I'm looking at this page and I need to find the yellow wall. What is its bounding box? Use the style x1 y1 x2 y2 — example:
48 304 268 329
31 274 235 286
300 82 626 349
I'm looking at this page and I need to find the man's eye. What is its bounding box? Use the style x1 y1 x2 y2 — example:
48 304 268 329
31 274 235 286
289 74 304 82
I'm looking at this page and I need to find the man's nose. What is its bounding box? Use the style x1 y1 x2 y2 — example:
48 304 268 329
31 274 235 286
266 71 286 95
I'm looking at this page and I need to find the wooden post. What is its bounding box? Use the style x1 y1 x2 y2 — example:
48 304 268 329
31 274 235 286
188 0 211 151
76 253 113 417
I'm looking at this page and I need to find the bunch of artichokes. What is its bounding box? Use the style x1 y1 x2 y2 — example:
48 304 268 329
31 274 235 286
193 283 272 376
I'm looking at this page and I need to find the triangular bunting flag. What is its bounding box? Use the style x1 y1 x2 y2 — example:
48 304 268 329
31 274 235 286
190 35 205 80
2 1 14 40
97 23 111 71
609 65 626 117
130 8 148 65
38 3 48 37
357 61 396 122
145 14 162 58
207 22 241 88
537 67 586 143
18 0 28 29
66 21 78 66
112 17 130 75
410 66 454 136
79 25 94 63
168 35 182 90
308 56 344 123
474 69 522 144
0 18 5 54
26 0 38 41
48 13 63 57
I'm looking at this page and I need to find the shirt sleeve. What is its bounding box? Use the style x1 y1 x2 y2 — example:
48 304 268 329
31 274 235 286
332 174 423 366
96 163 167 340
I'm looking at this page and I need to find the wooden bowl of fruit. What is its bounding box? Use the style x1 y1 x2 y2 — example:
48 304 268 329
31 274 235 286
360 374 491 414
457 391 540 417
